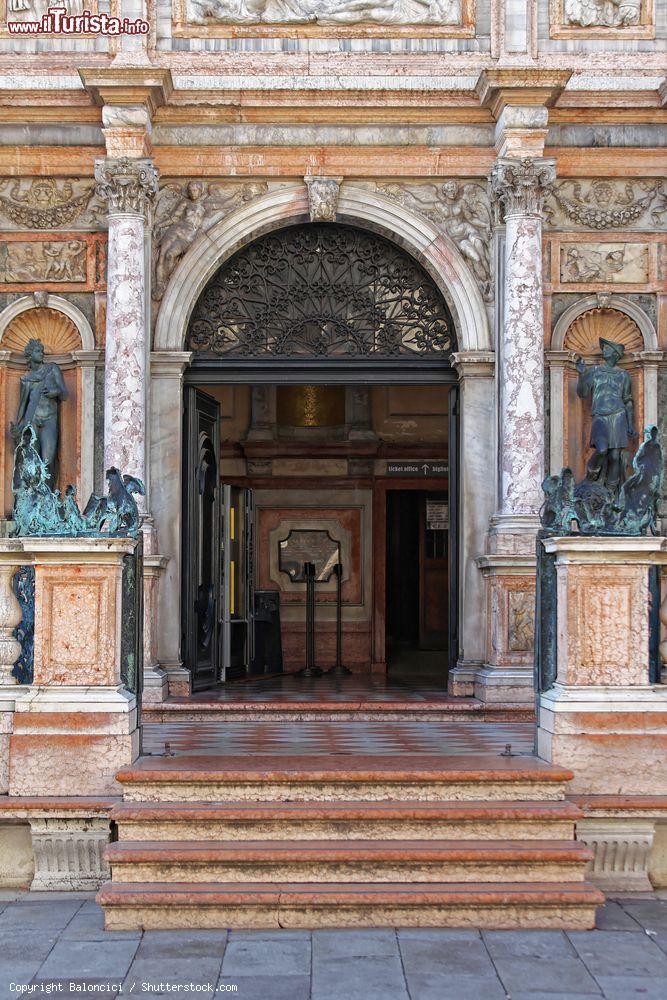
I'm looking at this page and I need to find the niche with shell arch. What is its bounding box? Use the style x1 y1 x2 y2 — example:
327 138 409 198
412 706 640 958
0 298 98 521
548 302 656 482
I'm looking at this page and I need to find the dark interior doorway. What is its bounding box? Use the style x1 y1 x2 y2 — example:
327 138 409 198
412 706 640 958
386 490 449 686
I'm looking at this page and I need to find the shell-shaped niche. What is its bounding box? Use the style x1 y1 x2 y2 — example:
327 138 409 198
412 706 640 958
564 308 644 357
1 307 81 355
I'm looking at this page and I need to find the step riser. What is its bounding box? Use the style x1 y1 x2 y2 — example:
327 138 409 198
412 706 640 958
116 820 576 841
122 781 567 803
109 861 587 884
102 902 598 932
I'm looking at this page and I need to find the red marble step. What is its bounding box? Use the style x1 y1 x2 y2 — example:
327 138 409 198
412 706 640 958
106 838 592 865
111 799 583 822
116 753 573 784
97 880 605 931
98 880 605 907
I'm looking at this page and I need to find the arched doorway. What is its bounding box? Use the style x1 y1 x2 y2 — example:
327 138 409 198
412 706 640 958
181 221 459 690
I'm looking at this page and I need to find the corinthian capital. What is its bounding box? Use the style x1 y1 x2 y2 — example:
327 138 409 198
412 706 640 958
489 157 556 220
94 157 158 218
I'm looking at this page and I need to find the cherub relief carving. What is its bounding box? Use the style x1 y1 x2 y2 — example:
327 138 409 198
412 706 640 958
377 181 493 300
152 179 268 298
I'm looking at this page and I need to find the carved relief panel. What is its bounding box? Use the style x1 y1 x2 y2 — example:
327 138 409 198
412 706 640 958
549 0 655 39
0 233 106 293
543 233 664 294
172 0 476 36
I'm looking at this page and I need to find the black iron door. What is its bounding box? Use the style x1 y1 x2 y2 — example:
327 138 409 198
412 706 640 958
182 388 220 691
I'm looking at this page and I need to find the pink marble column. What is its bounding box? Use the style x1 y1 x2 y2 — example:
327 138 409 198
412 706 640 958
94 157 158 494
490 157 556 522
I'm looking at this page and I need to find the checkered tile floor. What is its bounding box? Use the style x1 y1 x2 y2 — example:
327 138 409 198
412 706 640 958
142 720 534 757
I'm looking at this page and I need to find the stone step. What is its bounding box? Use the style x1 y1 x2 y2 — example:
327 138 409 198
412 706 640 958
143 701 535 724
105 838 592 884
116 755 573 803
111 798 581 842
97 880 604 931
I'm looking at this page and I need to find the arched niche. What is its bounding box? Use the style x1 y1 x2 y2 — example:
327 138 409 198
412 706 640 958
547 297 660 480
0 296 100 520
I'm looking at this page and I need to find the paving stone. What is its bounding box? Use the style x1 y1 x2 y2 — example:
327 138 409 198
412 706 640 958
221 937 310 977
0 899 82 930
1 928 58 961
217 974 311 999
619 899 667 931
37 937 140 980
60 902 142 941
229 928 311 940
594 975 667 999
398 928 481 942
125 964 218 999
403 973 507 1000
568 930 667 979
483 929 577 958
508 994 602 1000
0 957 51 989
312 928 398 959
595 901 643 931
137 928 227 958
483 930 598 995
312 955 408 1000
400 931 497 977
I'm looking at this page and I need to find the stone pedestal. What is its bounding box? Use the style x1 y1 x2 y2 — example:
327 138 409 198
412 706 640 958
537 536 667 795
8 538 140 796
475 554 536 704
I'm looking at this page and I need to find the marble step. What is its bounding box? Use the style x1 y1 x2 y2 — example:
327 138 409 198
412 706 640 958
116 755 573 803
143 701 535 724
105 838 593 884
111 798 581 842
97 880 604 931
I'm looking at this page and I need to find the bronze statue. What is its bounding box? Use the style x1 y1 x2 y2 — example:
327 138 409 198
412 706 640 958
575 336 636 492
11 337 68 487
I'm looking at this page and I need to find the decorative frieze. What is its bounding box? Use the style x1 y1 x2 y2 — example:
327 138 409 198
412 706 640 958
577 818 655 893
29 817 111 891
546 179 665 232
305 176 342 223
0 178 105 232
489 157 557 221
94 158 159 220
372 180 493 300
153 179 268 298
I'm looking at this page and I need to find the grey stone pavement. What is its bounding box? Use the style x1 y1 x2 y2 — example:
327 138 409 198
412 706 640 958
1 892 667 1000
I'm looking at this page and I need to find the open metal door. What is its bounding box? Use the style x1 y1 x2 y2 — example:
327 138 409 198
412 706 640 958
220 485 255 682
182 388 220 691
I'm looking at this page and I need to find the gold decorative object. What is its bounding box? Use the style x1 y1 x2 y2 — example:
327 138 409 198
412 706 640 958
1 308 81 355
277 386 345 428
564 308 643 357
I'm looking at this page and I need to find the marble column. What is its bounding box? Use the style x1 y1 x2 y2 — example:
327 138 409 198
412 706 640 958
94 157 158 497
490 156 556 538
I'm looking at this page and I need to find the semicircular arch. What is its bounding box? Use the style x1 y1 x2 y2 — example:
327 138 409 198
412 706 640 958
154 184 491 355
